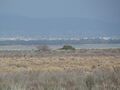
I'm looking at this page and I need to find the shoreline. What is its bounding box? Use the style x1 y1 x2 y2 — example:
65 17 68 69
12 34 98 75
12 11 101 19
0 44 120 51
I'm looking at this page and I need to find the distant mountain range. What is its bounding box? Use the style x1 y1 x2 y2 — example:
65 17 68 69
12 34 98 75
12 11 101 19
0 13 120 38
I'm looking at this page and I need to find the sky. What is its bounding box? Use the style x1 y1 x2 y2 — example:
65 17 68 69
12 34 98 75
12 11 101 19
0 0 120 37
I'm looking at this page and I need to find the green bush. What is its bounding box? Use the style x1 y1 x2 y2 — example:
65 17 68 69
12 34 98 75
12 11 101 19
60 45 75 50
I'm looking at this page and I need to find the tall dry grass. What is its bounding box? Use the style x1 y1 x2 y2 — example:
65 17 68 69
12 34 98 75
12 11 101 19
0 67 120 90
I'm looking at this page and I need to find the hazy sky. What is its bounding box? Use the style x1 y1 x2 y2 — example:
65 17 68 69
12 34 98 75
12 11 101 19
0 0 120 37
0 0 120 22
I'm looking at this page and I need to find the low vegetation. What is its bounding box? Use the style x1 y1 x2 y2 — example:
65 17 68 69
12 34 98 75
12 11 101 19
60 45 75 50
0 67 120 90
36 45 51 52
0 49 120 90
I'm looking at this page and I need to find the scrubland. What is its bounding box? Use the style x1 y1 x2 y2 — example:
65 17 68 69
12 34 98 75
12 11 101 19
0 49 120 90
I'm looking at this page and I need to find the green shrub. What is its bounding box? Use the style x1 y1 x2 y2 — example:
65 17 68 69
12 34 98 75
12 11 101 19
60 45 75 50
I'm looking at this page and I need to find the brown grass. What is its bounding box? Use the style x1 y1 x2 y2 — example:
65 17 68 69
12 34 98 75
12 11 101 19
0 49 120 90
0 49 120 72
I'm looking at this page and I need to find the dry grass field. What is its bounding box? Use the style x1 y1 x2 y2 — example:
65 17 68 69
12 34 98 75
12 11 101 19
0 49 120 90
